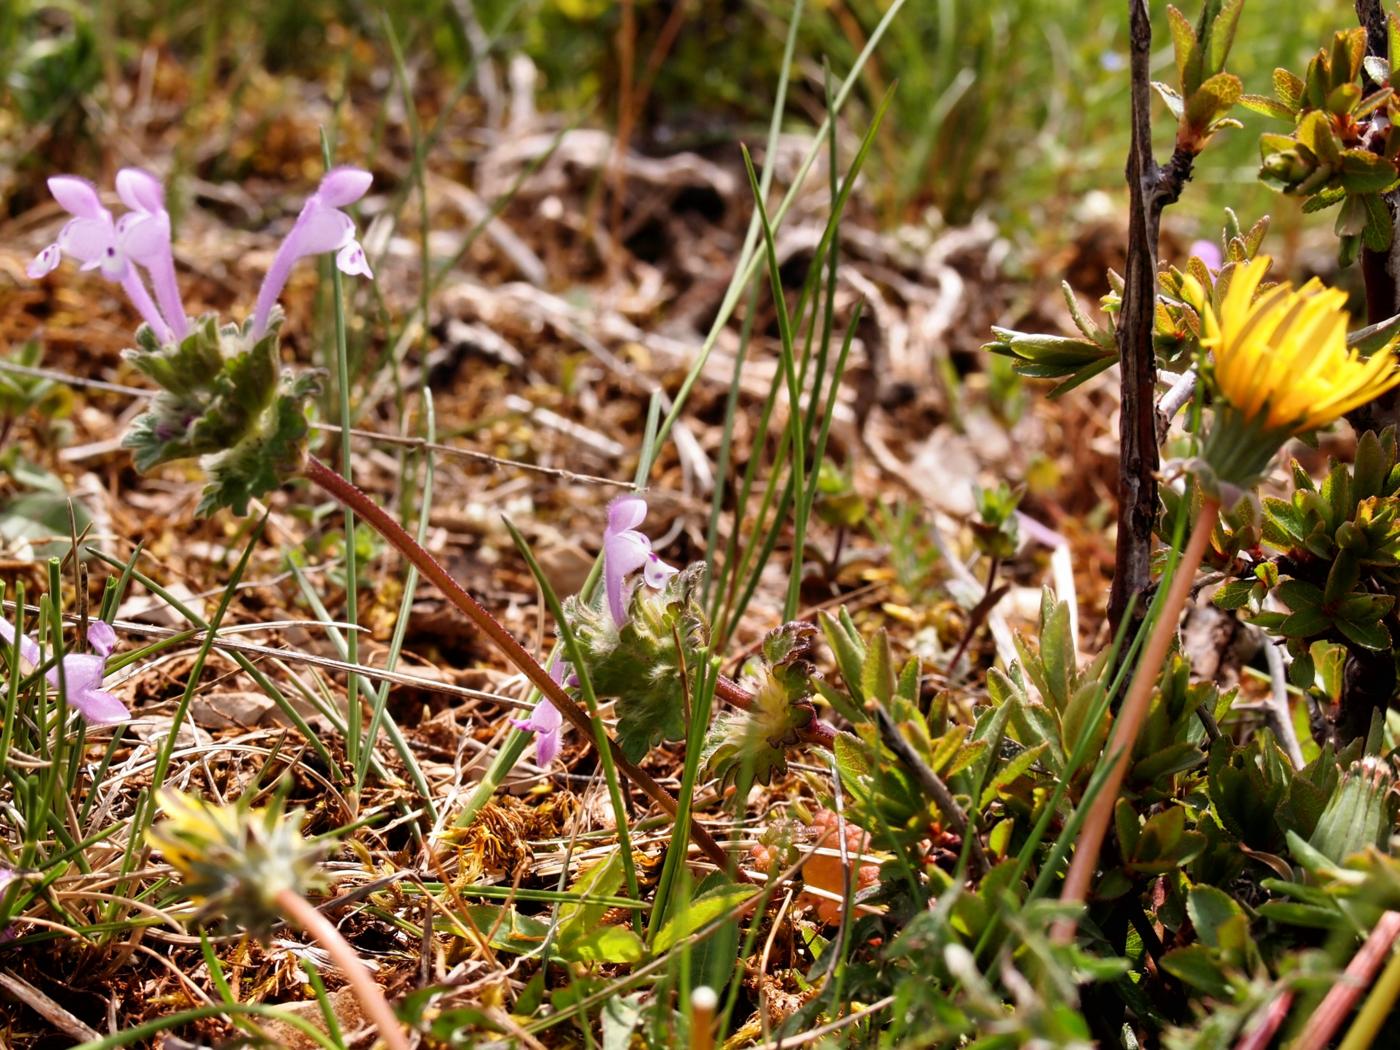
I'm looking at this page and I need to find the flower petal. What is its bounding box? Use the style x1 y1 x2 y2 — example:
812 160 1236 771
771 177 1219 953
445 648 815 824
47 175 105 219
643 553 678 589
604 529 651 625
115 168 165 214
607 495 648 535
87 620 117 657
58 216 117 265
317 167 373 208
116 211 170 266
27 244 61 279
335 240 373 278
54 654 129 724
0 615 41 672
294 207 355 256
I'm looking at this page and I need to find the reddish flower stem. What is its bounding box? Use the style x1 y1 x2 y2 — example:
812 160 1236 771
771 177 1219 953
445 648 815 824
274 886 408 1050
1292 910 1400 1050
302 455 737 874
1052 497 1220 944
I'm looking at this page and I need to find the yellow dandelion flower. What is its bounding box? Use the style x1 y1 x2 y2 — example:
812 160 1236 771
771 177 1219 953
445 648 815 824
1182 256 1400 490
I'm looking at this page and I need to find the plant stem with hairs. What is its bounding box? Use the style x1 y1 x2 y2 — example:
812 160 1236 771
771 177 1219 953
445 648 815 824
274 887 409 1050
1053 497 1220 944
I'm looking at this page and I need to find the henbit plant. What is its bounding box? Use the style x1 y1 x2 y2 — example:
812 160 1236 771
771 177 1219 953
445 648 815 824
24 161 853 887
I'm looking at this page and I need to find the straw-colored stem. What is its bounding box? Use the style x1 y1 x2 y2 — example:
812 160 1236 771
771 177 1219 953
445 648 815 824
1052 497 1220 944
275 886 408 1050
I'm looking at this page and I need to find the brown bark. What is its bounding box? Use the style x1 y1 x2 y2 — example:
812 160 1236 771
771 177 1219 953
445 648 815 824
1106 0 1197 637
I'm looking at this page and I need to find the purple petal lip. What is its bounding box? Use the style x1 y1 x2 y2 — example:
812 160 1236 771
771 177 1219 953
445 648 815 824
47 176 104 219
317 167 373 208
115 168 165 213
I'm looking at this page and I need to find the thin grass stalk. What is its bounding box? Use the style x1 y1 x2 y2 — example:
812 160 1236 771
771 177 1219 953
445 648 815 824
1337 919 1400 1050
357 387 437 798
743 146 808 631
1292 910 1400 1050
69 999 341 1050
1052 497 1221 943
649 0 910 458
320 134 364 790
274 886 408 1050
703 278 762 609
647 657 721 944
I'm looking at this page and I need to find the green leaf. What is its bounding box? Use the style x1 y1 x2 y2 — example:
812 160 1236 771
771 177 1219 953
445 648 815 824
1239 93 1295 121
1187 885 1242 951
1161 945 1233 998
567 564 709 762
653 883 757 953
1185 72 1242 131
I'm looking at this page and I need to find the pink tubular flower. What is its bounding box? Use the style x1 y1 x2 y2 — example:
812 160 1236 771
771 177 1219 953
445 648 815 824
0 615 129 725
114 168 189 340
29 175 174 342
602 495 677 627
251 167 374 338
512 657 571 765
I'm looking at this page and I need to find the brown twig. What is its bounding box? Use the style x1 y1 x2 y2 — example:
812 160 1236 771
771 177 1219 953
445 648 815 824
302 455 737 875
1106 0 1198 636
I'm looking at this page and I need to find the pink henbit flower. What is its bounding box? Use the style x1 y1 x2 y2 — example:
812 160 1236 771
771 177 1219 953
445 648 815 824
29 174 179 342
0 615 129 725
512 657 571 765
602 495 678 627
114 168 189 340
1189 238 1223 272
252 167 374 338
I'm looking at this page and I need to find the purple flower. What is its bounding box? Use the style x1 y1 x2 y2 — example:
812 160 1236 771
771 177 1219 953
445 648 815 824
251 167 374 338
602 495 677 627
29 175 174 342
114 168 189 341
1190 239 1223 272
0 615 130 725
512 657 571 765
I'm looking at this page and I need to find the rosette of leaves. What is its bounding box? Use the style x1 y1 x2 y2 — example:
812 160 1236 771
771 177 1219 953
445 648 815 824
561 561 708 762
702 622 820 786
1215 430 1400 683
992 591 1110 797
1244 27 1400 264
1152 0 1246 153
825 627 989 852
122 309 322 516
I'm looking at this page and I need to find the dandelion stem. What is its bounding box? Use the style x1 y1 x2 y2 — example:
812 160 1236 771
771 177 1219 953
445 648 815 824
1052 496 1220 943
273 886 408 1050
301 455 738 875
1298 909 1400 1050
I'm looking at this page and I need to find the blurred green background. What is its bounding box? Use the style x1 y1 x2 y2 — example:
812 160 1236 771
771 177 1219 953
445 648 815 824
0 0 1358 251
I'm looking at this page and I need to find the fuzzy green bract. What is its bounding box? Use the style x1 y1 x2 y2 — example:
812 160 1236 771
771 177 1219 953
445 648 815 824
562 561 708 762
121 309 322 516
702 621 820 786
